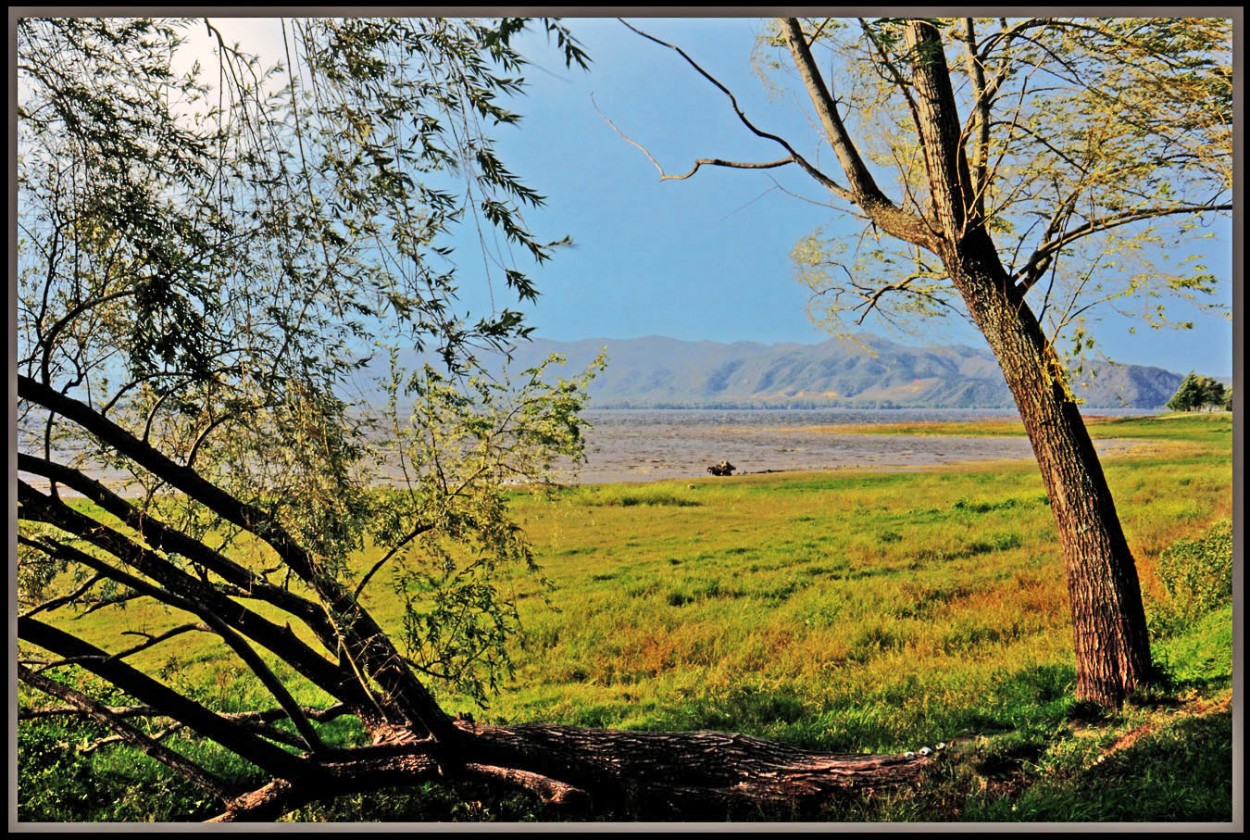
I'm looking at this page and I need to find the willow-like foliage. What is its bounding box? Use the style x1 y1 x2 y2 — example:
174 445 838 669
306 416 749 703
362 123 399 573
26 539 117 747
16 15 601 817
774 17 1231 365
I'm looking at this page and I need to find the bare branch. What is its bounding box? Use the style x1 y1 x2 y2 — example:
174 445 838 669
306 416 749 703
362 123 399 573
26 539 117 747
21 615 311 778
461 762 591 811
114 624 213 659
960 18 991 220
595 90 797 181
20 704 158 720
226 703 355 725
20 663 238 803
1017 202 1233 294
353 522 435 600
79 722 185 755
851 274 962 327
618 18 852 199
78 590 147 616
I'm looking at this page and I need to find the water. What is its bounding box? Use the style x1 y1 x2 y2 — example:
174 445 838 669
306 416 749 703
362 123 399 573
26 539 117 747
561 407 1155 485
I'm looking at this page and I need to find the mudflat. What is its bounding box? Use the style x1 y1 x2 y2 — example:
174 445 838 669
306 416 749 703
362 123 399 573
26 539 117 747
564 410 1139 485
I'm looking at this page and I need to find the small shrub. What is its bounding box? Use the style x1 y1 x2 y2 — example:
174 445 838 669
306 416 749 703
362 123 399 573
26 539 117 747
1158 519 1233 617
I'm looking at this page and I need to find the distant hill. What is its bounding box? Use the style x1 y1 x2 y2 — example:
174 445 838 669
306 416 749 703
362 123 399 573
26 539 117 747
489 335 1183 410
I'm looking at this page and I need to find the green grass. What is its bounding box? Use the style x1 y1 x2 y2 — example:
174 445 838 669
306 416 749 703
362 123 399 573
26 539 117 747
18 413 1235 822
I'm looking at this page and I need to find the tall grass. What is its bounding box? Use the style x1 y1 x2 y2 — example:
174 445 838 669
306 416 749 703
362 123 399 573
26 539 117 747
18 413 1234 821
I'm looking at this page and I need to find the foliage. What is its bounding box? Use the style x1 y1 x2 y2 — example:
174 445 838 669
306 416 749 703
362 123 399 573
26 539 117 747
779 17 1232 365
377 352 603 704
1156 519 1233 619
17 13 597 820
1166 372 1229 413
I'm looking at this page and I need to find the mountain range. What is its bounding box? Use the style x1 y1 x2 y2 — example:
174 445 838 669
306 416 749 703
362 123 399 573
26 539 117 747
491 335 1184 410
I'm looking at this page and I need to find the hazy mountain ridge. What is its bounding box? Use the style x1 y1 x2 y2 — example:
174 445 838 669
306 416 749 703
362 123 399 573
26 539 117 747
500 335 1184 410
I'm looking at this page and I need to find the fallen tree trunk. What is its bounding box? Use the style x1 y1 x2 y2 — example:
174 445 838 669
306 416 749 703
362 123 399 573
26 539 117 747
209 721 936 821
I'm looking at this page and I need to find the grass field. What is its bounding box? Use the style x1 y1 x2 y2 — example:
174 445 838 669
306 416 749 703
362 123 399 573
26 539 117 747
17 412 1236 822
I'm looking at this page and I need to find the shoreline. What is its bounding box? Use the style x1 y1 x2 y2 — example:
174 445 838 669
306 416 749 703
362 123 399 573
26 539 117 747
22 412 1168 496
556 427 1142 487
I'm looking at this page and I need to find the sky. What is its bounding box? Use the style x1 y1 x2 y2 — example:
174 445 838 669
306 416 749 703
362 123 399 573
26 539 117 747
194 15 1236 378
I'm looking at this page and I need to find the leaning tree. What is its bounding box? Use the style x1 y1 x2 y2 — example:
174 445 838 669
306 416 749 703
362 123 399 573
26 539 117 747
16 16 936 822
616 15 1232 708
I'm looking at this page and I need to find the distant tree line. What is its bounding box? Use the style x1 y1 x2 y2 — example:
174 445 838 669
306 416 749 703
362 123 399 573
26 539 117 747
1167 372 1232 413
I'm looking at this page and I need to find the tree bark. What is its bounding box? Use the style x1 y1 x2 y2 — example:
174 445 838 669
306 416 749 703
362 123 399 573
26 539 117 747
207 722 936 821
780 16 1154 708
900 19 1153 707
943 237 1153 707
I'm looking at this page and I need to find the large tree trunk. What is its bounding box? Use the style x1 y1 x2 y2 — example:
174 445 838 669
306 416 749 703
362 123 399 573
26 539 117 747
946 236 1153 707
900 19 1153 708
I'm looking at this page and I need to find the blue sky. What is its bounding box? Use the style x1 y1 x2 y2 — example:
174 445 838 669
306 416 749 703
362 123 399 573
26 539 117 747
209 15 1237 378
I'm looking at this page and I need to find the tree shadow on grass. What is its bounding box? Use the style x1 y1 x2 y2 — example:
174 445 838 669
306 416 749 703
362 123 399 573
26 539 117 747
988 708 1233 822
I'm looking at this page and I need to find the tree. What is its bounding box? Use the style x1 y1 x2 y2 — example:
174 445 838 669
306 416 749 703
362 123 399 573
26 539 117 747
618 16 1232 708
1167 372 1228 412
1167 373 1205 411
1199 377 1229 412
17 16 934 822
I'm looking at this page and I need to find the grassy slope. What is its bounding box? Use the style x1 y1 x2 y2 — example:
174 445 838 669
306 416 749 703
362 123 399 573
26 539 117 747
18 413 1235 822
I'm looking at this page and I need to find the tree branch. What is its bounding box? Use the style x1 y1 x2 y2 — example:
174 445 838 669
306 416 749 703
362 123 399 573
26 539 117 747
960 18 992 220
901 20 975 241
19 572 104 618
619 18 853 200
353 522 435 601
19 616 310 779
780 18 936 249
19 663 239 804
595 97 797 182
858 17 929 171
1017 202 1233 294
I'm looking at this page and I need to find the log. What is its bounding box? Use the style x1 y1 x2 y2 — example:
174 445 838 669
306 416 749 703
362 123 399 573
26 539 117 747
210 721 935 821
